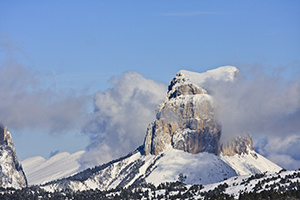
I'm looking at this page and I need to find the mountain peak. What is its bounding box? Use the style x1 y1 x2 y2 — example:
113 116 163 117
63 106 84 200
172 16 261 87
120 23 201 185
169 66 238 91
0 126 27 188
143 66 240 156
0 125 14 150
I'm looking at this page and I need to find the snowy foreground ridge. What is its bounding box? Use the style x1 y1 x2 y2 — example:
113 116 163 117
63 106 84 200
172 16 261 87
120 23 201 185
99 168 300 199
41 145 281 192
17 66 282 195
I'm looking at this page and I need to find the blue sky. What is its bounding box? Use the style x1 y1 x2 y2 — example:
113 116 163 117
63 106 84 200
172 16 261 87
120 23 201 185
1 1 300 169
2 0 299 91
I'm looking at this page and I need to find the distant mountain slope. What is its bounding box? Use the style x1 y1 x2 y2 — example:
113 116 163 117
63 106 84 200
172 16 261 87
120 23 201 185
21 151 84 185
41 145 280 192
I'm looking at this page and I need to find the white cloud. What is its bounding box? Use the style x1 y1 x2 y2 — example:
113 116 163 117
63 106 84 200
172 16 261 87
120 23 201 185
203 66 300 142
79 71 167 168
0 36 89 133
256 135 300 170
0 63 89 133
203 65 300 170
266 154 300 170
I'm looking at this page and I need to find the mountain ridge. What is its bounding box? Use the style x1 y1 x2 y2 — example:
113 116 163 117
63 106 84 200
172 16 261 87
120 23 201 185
21 151 84 185
0 125 27 188
40 144 280 192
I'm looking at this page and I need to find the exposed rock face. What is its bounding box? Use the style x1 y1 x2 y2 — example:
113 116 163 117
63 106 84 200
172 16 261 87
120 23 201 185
220 134 255 156
143 71 222 155
0 125 27 188
143 66 253 156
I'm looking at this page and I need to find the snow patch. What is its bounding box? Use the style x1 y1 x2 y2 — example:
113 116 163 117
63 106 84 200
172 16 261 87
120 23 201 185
22 151 85 185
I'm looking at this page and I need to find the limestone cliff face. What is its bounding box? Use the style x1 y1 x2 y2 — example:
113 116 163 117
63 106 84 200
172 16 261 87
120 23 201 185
143 71 221 155
0 126 27 188
143 66 253 157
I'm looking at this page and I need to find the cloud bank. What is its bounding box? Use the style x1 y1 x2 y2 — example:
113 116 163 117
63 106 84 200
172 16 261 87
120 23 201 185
0 63 88 133
79 71 167 168
256 135 300 170
202 65 300 169
202 66 300 142
0 36 89 133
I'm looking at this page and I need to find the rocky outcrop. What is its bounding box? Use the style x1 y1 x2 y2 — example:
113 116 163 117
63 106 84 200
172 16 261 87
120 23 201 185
143 66 253 156
220 134 255 156
143 71 222 155
0 125 27 188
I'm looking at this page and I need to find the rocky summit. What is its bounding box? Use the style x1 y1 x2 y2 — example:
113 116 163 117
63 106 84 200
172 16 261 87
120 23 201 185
143 66 243 156
143 79 220 155
0 125 27 188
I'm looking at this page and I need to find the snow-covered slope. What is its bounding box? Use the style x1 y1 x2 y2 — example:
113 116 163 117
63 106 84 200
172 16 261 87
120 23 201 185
220 148 281 176
41 145 280 192
96 168 300 199
2 169 298 199
198 169 300 199
21 151 84 185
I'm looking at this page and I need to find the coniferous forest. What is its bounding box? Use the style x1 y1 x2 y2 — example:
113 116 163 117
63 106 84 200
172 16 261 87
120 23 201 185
1 180 300 200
